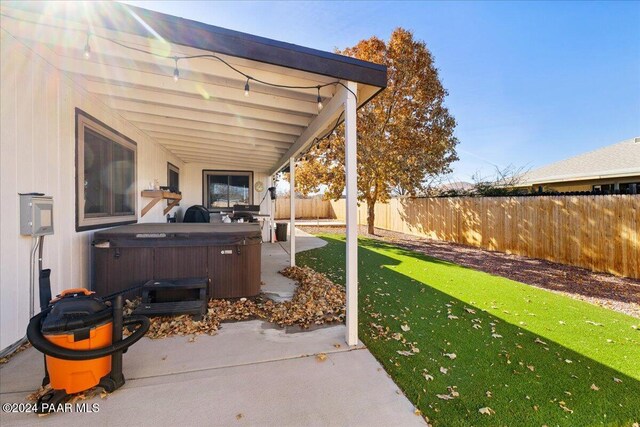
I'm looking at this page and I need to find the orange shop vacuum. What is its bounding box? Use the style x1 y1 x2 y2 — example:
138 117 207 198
27 289 150 411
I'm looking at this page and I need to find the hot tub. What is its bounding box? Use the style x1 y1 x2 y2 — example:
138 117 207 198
93 223 261 299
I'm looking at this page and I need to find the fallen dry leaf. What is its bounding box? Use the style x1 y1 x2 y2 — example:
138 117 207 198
236 413 243 420
436 394 454 400
585 320 603 327
613 377 622 383
126 266 347 341
534 338 548 345
436 386 459 400
559 401 573 413
440 367 448 374
478 407 495 415
590 384 600 391
486 390 492 398
401 324 411 332
464 307 476 314
443 353 457 360
491 333 503 339
0 342 31 365
423 373 434 381
316 353 328 362
397 350 414 357
447 315 459 320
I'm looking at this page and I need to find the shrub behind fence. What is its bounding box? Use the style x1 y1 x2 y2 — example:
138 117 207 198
331 196 639 279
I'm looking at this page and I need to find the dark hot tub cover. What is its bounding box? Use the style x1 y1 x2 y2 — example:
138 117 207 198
93 223 262 247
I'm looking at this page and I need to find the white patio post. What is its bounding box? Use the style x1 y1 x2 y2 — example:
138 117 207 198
345 80 358 346
267 175 274 243
289 157 296 266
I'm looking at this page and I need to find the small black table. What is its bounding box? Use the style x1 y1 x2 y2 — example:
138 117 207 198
133 277 208 320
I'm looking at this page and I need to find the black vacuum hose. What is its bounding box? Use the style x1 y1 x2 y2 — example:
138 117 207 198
27 311 150 361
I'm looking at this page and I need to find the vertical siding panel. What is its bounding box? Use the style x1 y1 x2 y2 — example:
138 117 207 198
47 67 62 298
1 35 189 348
0 35 20 348
16 46 35 331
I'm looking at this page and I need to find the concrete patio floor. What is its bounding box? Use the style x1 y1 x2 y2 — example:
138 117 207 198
261 227 327 301
0 229 425 426
1 322 424 426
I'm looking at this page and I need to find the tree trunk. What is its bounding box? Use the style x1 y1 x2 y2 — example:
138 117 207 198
367 200 376 235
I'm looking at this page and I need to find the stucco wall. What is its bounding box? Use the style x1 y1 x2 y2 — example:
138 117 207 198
0 30 189 349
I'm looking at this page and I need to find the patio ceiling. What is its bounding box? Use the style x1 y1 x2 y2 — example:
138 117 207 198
0 1 386 173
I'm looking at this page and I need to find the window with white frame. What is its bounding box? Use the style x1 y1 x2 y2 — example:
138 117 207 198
76 109 137 231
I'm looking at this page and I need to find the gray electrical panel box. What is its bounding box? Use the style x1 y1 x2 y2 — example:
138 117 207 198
20 194 54 236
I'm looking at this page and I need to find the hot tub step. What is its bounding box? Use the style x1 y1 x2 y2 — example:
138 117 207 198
133 300 207 320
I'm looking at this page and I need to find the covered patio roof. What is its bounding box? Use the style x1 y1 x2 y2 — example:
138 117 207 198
1 1 386 173
1 1 386 346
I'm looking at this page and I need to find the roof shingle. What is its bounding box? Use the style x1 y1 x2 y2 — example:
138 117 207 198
519 137 640 185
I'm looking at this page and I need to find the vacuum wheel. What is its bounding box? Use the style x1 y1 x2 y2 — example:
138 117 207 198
36 389 68 413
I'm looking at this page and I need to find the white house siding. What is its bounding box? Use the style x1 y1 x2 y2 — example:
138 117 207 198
0 31 185 350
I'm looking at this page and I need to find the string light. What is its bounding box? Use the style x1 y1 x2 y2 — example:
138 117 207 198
172 57 179 82
297 110 345 164
83 32 91 59
0 12 359 107
317 86 323 111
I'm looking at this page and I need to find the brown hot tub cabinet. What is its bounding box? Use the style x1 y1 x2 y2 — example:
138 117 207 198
93 223 261 299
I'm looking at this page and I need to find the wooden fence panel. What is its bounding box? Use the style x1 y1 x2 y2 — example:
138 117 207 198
274 198 336 220
330 196 640 279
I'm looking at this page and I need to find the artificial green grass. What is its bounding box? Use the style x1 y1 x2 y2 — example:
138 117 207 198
297 234 640 426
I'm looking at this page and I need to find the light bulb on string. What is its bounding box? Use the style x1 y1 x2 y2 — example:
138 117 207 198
173 57 179 82
83 33 91 59
244 78 250 97
317 87 323 111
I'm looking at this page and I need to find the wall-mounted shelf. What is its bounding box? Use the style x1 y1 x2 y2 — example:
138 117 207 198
141 190 182 217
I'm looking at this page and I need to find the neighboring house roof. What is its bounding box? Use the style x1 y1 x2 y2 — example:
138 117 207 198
517 137 640 186
438 181 474 192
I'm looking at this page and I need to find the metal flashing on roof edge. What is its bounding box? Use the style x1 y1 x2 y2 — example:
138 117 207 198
6 1 387 89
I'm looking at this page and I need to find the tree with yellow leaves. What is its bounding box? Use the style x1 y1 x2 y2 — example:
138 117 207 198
295 28 458 234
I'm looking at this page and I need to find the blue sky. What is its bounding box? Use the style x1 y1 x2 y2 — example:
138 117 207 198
123 1 640 182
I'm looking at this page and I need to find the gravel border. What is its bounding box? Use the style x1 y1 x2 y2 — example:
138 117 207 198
299 225 640 318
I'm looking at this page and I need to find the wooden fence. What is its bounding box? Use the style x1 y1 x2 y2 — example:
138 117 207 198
331 196 640 279
274 197 336 220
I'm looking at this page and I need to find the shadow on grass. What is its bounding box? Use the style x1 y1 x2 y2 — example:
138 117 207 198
298 235 640 427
